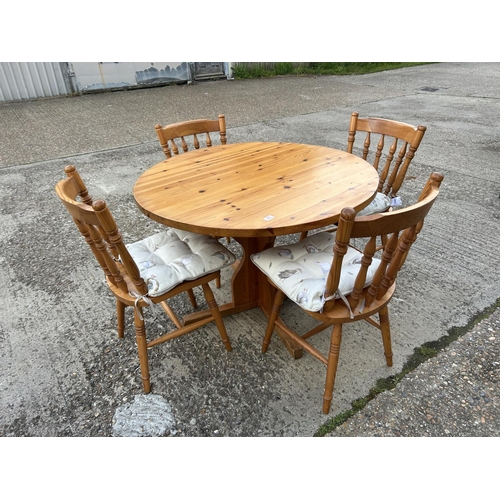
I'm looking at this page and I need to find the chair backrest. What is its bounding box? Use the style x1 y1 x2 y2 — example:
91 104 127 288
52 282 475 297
55 167 149 298
323 172 443 313
155 114 227 158
347 112 426 198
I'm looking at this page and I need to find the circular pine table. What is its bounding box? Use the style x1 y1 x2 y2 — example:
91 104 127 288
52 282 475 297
134 142 379 357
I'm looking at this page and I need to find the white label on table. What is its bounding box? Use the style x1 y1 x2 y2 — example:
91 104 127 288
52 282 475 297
263 215 275 221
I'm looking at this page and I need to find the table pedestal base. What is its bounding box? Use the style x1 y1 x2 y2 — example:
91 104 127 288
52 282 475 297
182 235 303 359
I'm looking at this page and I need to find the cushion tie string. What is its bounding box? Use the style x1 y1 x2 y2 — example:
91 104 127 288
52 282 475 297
358 297 366 314
324 291 354 319
129 291 153 320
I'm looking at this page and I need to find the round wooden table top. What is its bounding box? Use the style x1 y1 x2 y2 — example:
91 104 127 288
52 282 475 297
134 142 379 238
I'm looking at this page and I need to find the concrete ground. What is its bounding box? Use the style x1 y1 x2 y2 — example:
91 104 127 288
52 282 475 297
0 62 499 437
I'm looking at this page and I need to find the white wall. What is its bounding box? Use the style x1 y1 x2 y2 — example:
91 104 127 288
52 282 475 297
69 62 191 92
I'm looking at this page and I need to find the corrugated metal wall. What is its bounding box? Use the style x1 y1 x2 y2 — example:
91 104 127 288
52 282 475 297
0 62 72 102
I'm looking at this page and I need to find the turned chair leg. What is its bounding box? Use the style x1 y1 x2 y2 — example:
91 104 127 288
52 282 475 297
133 306 151 393
323 323 343 414
187 289 198 308
262 288 285 353
116 300 126 338
201 282 232 352
379 306 393 366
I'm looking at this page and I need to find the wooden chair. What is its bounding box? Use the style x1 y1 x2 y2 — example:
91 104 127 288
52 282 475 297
299 112 426 241
251 172 443 414
347 112 427 214
155 114 227 159
64 165 200 309
155 114 231 251
56 165 236 393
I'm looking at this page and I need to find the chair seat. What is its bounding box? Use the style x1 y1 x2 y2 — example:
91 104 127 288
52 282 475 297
127 229 236 297
251 231 380 313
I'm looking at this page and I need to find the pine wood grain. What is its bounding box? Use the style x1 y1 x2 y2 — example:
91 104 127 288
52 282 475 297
134 142 379 238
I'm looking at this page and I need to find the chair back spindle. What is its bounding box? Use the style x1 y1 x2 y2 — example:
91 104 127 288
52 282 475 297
347 112 426 199
324 172 442 313
56 175 148 297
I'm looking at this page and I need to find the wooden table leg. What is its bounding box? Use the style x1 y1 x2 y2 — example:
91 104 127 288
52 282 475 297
230 236 274 307
181 236 268 324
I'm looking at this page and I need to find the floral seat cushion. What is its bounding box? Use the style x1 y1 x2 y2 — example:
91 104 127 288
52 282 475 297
356 192 392 216
251 231 381 313
127 229 236 297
